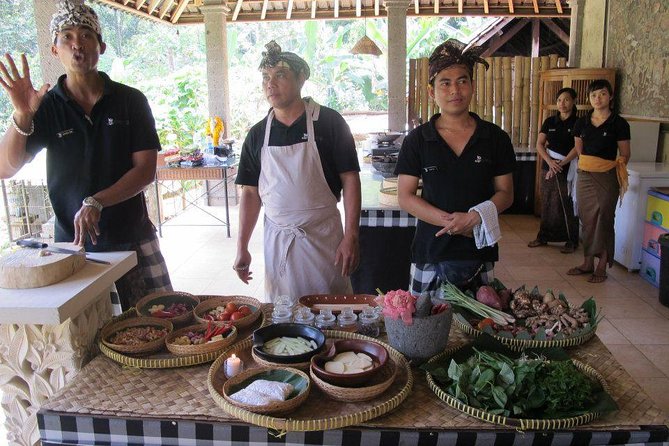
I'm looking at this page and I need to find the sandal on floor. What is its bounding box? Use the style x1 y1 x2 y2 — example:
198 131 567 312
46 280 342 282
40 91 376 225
567 266 594 275
528 239 547 248
588 272 608 283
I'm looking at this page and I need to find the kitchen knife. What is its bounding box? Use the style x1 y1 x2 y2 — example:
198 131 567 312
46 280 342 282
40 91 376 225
16 240 111 265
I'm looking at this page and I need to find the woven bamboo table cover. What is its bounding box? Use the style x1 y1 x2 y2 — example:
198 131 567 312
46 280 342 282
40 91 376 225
40 326 668 434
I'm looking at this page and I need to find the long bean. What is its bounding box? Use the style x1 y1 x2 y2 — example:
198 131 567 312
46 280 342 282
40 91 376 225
441 282 516 325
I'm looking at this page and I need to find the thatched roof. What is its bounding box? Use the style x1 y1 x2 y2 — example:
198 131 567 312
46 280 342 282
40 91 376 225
93 0 570 25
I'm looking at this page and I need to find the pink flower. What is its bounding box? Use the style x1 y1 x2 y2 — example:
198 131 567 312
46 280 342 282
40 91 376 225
376 289 417 326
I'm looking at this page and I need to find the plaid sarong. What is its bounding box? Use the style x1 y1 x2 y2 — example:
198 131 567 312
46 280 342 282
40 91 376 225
112 234 173 311
409 260 494 295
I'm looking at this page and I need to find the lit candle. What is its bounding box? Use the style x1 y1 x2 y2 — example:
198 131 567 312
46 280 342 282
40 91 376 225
225 354 243 378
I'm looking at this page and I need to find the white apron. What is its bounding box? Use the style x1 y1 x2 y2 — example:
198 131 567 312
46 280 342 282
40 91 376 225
259 99 352 302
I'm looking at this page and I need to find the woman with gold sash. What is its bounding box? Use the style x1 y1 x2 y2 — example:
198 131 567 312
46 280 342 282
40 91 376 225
567 79 630 283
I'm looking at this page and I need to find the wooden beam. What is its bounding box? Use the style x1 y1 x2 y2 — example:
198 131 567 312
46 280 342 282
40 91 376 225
375 0 380 16
147 0 161 14
95 0 167 23
311 0 317 18
171 0 190 23
123 0 132 5
531 0 539 14
555 0 563 14
483 0 489 14
414 0 419 15
334 0 339 18
135 0 146 9
507 0 514 14
159 0 174 19
261 0 268 19
541 18 569 45
232 0 244 21
531 18 540 57
355 0 361 17
434 0 439 14
457 0 462 14
481 18 528 57
287 0 294 19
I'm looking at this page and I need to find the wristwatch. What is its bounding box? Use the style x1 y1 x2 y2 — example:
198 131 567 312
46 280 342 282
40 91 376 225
82 196 103 212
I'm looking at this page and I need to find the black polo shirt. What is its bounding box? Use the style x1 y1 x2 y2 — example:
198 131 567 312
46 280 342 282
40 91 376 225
25 72 160 251
539 113 578 170
394 113 516 263
235 100 360 201
573 112 630 161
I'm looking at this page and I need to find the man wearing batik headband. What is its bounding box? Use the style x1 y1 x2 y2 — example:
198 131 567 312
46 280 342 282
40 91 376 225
395 39 516 295
234 40 361 302
0 0 172 310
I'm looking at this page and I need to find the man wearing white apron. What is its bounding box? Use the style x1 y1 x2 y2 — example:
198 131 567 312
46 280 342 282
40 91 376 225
234 41 361 302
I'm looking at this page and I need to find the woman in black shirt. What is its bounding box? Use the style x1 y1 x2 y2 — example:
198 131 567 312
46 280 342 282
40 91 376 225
567 79 631 283
528 88 580 253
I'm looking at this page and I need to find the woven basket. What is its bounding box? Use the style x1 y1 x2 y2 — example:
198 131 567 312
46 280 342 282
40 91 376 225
165 323 238 356
309 358 397 402
134 291 199 326
425 346 613 429
208 330 413 432
222 366 311 416
100 316 173 355
252 349 311 372
194 295 262 329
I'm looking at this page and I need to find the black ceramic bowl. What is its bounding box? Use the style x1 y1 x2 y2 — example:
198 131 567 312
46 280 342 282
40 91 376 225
372 160 397 178
252 323 326 364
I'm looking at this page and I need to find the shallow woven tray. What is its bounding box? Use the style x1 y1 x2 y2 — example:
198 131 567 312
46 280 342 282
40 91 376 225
208 330 413 432
99 305 268 369
100 316 173 355
222 366 311 416
251 349 311 371
194 295 262 329
309 357 397 402
165 323 238 356
424 345 612 429
452 296 598 351
135 291 199 326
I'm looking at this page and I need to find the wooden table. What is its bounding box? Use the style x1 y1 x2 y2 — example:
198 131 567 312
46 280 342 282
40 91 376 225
38 315 669 446
0 251 137 446
154 160 238 238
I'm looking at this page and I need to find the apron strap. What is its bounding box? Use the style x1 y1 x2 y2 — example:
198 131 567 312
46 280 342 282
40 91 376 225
262 109 275 148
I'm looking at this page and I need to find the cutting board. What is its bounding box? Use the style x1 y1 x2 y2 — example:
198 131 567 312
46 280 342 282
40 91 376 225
0 242 87 289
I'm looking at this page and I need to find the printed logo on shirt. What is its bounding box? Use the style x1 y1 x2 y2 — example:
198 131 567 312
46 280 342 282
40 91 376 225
107 118 130 126
56 128 75 138
423 166 438 173
548 128 557 132
602 132 607 136
302 133 308 140
474 155 492 165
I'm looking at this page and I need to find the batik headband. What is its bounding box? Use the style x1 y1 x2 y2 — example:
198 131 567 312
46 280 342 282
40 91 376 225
50 0 101 42
259 40 310 80
428 39 489 83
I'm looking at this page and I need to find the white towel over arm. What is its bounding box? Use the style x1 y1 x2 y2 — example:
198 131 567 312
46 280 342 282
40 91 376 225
469 200 501 249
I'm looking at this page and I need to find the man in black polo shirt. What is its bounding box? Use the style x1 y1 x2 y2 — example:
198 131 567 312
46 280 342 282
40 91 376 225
395 39 516 295
233 41 361 302
0 0 171 309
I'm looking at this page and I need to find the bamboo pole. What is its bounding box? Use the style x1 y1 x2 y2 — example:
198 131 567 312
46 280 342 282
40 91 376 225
512 56 523 147
529 57 541 150
493 57 502 127
484 57 494 123
520 56 531 148
549 54 559 68
408 59 417 129
420 58 429 123
476 63 485 117
502 57 512 134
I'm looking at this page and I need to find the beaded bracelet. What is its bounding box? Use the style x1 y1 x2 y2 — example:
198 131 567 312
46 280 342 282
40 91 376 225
11 114 34 136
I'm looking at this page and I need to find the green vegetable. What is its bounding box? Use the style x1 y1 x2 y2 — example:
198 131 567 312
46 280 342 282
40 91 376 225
442 282 515 326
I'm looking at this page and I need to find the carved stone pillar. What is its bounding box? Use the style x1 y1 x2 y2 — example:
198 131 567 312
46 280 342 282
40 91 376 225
0 292 113 446
384 0 411 132
201 1 232 138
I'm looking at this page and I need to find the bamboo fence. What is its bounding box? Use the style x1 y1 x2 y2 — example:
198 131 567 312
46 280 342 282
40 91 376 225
408 54 567 149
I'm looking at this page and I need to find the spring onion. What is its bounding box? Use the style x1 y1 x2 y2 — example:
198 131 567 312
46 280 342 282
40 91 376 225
441 282 516 326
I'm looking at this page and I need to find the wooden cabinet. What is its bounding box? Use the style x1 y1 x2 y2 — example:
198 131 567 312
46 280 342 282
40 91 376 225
534 68 616 214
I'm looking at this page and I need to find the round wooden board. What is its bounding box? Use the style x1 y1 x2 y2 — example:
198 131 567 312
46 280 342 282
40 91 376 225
0 242 86 289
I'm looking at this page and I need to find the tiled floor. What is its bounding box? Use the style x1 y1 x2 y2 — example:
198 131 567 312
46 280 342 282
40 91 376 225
158 203 669 414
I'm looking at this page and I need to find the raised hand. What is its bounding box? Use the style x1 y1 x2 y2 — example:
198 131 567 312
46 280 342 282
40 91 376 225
0 53 50 118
